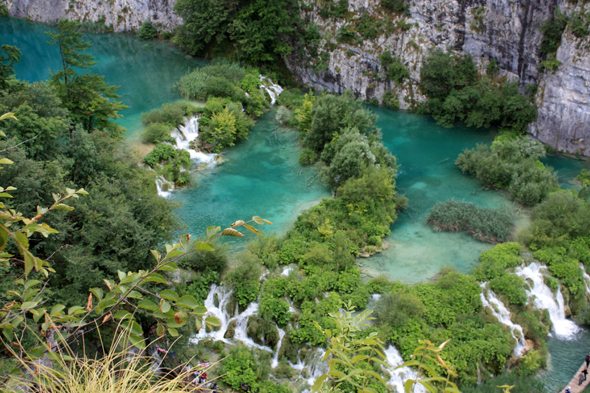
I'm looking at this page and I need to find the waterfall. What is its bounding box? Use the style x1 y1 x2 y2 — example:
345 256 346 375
259 75 283 105
172 116 218 166
383 345 425 393
190 284 274 352
271 327 286 368
515 263 579 339
155 176 173 198
281 266 294 277
581 264 590 295
480 283 526 356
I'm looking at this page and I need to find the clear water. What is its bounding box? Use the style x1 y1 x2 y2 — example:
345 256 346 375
171 116 330 242
362 107 514 283
0 17 204 136
3 17 590 391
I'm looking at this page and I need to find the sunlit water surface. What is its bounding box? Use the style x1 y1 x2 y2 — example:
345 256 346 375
3 16 590 391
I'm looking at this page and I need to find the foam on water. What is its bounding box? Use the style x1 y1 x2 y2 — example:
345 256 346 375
480 283 526 356
383 345 425 393
516 263 579 339
259 75 283 105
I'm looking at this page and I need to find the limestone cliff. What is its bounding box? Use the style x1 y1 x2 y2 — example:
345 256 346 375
530 2 590 156
4 0 181 32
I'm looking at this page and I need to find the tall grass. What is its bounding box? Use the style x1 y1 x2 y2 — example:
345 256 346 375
427 199 513 243
8 332 219 393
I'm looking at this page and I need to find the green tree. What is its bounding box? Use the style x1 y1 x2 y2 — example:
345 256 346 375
47 19 127 137
0 45 21 90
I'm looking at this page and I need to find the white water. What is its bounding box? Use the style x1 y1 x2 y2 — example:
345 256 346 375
155 176 173 198
480 283 526 356
581 264 590 295
173 116 218 165
271 327 286 368
259 75 283 105
191 284 274 351
516 263 579 339
281 266 294 277
383 345 425 393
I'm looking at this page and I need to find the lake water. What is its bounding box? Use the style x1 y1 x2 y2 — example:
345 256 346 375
2 16 589 392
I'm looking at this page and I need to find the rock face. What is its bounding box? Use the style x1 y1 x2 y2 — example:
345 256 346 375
4 0 182 32
530 3 590 156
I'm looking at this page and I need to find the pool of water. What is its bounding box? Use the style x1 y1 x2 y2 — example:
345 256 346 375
171 114 330 243
362 108 515 283
0 17 204 136
542 328 590 392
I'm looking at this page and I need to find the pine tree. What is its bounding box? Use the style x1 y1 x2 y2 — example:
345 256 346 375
47 19 127 137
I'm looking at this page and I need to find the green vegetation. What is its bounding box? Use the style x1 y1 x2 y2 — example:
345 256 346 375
380 50 410 85
137 20 158 40
0 45 21 90
571 10 590 39
173 0 300 69
456 137 558 206
427 199 513 243
381 0 409 14
143 143 191 185
420 50 537 133
140 100 200 144
540 10 569 57
47 19 127 137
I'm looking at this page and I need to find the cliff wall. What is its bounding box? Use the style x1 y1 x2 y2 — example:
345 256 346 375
4 0 181 32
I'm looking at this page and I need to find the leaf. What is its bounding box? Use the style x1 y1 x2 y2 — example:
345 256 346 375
138 299 159 311
2 328 13 341
194 241 214 251
76 188 89 195
230 219 245 228
0 158 13 165
177 295 199 309
0 229 7 251
206 225 221 240
262 219 273 224
15 232 29 252
127 290 143 299
68 306 85 315
159 299 171 313
205 316 220 327
168 327 179 337
50 304 65 315
174 311 188 324
27 347 44 359
311 374 328 392
89 287 103 300
160 289 180 302
20 302 39 310
251 216 264 225
156 323 165 337
221 228 244 237
145 273 168 284
122 320 143 336
114 310 132 320
244 224 262 236
150 250 161 263
51 204 74 211
158 262 179 272
129 333 146 350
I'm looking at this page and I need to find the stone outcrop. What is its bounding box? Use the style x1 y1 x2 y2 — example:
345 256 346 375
4 0 181 32
530 3 590 156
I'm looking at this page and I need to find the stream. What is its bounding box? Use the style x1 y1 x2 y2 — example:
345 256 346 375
2 16 590 392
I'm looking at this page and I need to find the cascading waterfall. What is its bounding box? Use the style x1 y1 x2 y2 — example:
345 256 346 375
516 262 579 339
259 76 283 105
155 176 173 198
480 283 526 356
581 264 590 295
172 116 218 166
271 327 286 369
191 284 274 351
383 345 425 393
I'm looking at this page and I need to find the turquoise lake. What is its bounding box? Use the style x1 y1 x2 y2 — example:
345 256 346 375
2 16 590 392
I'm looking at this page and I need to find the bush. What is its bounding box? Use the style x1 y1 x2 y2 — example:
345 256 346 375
225 253 262 309
137 20 158 40
141 122 174 144
473 242 522 281
298 148 317 165
141 101 199 128
420 50 537 133
381 0 408 13
427 199 513 243
456 137 558 206
489 274 527 305
176 63 248 102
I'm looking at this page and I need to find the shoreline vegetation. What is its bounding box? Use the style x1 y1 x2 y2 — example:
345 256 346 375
2 13 590 393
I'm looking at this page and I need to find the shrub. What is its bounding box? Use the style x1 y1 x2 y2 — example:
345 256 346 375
539 10 569 56
225 253 262 309
456 137 558 206
137 20 157 40
141 122 174 144
427 199 513 243
176 63 247 101
141 101 199 128
473 242 522 281
298 148 317 165
381 0 408 13
489 274 527 305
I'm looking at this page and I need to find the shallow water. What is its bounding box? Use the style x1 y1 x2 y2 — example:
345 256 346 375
171 114 330 242
542 329 590 391
362 108 514 283
0 17 204 136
